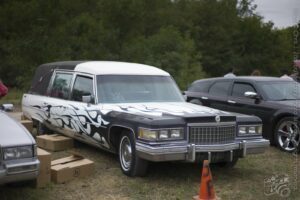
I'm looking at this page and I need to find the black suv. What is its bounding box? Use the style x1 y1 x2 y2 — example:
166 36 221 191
185 76 300 152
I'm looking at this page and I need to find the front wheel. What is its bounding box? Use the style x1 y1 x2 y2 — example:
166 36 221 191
119 131 148 177
275 117 300 152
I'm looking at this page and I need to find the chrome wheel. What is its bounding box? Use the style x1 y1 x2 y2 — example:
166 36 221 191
277 120 300 152
118 131 148 177
119 136 132 171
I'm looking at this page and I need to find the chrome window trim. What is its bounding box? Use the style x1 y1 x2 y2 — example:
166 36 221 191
46 70 75 100
46 69 98 104
69 73 97 104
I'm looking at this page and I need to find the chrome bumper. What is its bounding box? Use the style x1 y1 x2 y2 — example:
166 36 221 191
0 158 40 184
136 139 270 162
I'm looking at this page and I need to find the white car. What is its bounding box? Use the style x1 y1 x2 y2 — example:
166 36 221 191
22 61 269 176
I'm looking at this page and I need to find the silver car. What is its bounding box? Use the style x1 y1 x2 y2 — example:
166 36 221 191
0 110 39 184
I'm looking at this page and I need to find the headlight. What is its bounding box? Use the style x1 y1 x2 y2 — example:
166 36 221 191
138 128 184 141
238 125 262 136
138 129 157 140
239 127 247 134
248 127 256 134
3 146 33 160
170 129 184 139
158 130 169 139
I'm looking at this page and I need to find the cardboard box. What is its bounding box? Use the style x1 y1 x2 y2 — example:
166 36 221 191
36 148 51 188
51 154 94 183
36 134 73 151
20 120 33 133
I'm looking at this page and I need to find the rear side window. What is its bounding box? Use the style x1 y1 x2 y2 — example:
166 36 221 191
232 83 256 98
50 73 73 99
189 81 213 92
29 66 54 95
209 81 231 97
71 75 94 102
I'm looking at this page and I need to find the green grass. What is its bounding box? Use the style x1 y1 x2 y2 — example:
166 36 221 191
0 144 299 200
0 88 24 110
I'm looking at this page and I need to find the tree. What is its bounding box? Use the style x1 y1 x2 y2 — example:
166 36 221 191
0 0 295 88
121 26 205 89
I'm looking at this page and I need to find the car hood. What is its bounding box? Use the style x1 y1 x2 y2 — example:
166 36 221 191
101 102 230 117
0 111 35 147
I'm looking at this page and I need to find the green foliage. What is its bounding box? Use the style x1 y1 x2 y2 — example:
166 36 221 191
122 26 204 88
0 88 24 106
0 0 295 90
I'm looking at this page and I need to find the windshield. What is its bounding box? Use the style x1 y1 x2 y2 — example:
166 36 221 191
260 81 300 101
97 75 184 103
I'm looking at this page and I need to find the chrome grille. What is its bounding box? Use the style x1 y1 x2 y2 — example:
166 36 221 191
189 123 236 145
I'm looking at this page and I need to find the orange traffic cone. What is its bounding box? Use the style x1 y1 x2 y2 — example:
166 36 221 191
194 160 217 200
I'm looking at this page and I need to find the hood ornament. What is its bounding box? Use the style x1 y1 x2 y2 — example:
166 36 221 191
215 115 221 123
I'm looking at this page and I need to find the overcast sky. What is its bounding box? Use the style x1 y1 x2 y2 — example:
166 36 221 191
253 0 300 28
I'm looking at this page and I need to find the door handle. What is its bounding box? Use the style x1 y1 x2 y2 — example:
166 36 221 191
201 96 208 100
227 100 236 104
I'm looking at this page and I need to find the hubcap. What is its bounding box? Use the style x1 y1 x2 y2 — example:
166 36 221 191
120 136 132 171
277 121 300 151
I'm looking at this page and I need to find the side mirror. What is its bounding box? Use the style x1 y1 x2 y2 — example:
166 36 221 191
82 95 92 104
244 91 259 99
182 91 187 101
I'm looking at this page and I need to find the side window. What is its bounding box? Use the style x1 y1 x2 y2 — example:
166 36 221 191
209 81 231 97
189 81 213 92
50 73 73 99
71 75 94 102
232 83 256 98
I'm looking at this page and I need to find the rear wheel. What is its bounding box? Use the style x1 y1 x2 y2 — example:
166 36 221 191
119 131 148 177
275 117 300 152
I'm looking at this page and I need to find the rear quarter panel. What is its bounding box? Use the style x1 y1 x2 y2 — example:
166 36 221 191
22 93 46 123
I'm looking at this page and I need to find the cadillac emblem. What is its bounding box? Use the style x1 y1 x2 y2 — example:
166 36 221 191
215 115 221 123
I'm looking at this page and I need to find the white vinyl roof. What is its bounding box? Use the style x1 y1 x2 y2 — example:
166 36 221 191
74 61 170 76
